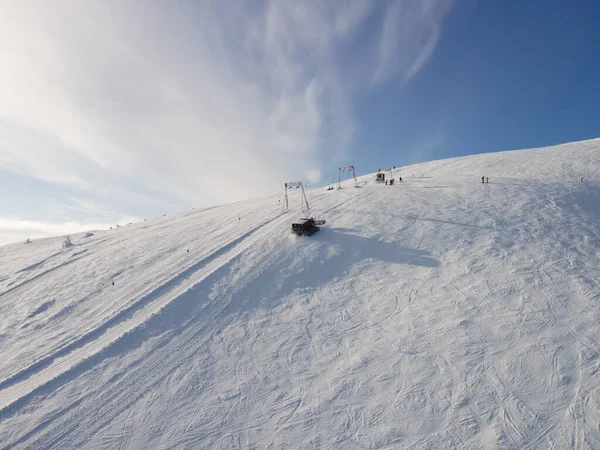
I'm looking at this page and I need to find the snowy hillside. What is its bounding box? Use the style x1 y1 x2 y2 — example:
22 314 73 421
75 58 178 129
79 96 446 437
1 139 600 449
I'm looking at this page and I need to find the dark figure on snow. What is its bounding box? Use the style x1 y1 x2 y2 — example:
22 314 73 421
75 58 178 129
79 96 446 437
399 177 402 182
482 176 484 183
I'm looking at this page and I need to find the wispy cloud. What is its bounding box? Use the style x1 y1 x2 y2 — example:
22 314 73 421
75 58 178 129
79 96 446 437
0 0 454 244
373 0 454 84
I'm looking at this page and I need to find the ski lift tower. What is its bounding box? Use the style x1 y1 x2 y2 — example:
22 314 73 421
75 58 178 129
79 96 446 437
338 165 357 189
283 181 309 213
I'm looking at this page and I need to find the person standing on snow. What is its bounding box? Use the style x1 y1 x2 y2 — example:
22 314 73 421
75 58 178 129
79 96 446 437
482 176 484 183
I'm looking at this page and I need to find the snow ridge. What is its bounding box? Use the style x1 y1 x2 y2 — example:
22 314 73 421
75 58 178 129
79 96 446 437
1 140 600 448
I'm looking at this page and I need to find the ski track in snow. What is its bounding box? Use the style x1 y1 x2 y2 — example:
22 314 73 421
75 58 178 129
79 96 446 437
1 140 600 448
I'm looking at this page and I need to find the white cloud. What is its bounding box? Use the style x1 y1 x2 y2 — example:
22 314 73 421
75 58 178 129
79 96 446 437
374 0 454 84
0 1 366 203
0 0 455 235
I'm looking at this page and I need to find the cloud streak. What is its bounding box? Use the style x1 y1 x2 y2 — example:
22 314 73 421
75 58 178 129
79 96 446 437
374 0 454 84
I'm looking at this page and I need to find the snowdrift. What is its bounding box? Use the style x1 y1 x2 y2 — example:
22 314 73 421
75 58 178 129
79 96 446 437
1 139 600 448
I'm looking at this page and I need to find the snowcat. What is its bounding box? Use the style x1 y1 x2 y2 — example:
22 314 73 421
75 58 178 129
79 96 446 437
291 218 326 236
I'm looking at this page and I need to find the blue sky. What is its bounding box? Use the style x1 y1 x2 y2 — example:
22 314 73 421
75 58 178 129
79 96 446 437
345 0 600 177
1 0 599 244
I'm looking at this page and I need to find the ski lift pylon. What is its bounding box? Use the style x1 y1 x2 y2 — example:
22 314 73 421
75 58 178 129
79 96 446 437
338 165 357 188
282 181 309 213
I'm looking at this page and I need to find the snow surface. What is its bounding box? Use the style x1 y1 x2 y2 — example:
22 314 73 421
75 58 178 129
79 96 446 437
1 139 600 449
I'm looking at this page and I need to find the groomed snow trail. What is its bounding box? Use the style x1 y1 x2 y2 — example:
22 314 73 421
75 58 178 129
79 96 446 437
1 140 600 448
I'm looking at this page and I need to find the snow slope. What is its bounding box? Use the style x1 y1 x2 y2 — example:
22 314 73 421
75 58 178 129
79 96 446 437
1 139 600 449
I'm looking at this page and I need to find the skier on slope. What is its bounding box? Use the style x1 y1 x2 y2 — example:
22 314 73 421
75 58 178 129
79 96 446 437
482 176 484 183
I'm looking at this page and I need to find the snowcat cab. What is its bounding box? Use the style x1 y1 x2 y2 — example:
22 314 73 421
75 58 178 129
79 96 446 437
376 172 385 183
291 217 326 236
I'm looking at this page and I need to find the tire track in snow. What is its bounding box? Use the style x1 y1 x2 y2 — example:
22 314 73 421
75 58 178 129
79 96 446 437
568 343 586 449
0 212 293 415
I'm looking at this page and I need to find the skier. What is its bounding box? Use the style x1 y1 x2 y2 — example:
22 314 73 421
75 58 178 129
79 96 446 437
580 176 584 182
481 176 484 183
486 177 489 183
399 177 402 182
